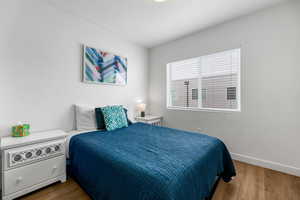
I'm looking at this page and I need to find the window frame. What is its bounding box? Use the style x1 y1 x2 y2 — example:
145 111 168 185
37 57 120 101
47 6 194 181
166 48 241 112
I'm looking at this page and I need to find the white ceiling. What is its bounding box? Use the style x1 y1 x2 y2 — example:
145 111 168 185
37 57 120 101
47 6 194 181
47 0 290 47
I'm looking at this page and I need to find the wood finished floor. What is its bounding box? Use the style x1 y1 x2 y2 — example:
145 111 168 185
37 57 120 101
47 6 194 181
17 161 300 200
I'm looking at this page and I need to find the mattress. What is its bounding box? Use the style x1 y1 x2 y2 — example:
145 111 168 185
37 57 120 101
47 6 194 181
69 123 236 200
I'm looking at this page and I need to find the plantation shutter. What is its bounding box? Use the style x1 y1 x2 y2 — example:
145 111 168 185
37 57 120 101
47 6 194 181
168 58 201 108
167 48 240 111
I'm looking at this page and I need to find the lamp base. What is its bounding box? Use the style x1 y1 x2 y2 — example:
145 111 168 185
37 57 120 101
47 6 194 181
141 111 145 117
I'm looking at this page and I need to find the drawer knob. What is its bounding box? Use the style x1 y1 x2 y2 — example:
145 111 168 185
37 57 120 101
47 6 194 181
16 177 23 183
53 166 58 170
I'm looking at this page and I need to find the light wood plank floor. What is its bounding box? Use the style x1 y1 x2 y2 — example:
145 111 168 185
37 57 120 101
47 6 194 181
17 161 300 200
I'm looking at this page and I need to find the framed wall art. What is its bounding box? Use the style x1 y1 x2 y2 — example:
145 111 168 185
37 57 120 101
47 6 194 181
83 45 127 85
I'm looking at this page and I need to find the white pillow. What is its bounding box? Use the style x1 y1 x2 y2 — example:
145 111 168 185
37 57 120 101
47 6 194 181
75 105 97 130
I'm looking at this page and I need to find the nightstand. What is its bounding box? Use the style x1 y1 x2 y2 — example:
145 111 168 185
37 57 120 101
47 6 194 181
0 130 67 200
135 115 163 126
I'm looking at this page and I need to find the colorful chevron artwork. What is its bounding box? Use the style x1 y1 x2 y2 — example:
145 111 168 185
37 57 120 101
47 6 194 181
83 45 127 85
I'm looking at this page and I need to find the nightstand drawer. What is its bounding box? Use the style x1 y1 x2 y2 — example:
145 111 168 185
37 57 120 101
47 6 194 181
3 155 65 196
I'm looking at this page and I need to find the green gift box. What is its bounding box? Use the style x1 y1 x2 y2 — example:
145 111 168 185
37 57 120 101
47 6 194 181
12 124 30 137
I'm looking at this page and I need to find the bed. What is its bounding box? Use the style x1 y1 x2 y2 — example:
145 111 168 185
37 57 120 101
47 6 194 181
68 122 236 200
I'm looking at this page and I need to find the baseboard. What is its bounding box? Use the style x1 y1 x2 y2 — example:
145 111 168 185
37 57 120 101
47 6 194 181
231 152 300 177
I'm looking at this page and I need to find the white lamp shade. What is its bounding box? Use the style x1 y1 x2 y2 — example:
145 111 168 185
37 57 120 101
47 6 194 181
137 103 146 111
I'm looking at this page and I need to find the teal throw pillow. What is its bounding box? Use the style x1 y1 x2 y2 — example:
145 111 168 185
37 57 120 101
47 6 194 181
101 106 128 131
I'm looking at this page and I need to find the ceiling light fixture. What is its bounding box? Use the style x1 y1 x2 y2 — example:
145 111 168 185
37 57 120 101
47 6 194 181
154 0 167 2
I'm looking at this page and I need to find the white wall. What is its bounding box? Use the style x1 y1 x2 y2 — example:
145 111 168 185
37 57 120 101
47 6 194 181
149 1 300 176
0 0 148 136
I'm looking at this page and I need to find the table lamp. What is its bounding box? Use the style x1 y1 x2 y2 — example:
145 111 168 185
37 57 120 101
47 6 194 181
137 103 146 117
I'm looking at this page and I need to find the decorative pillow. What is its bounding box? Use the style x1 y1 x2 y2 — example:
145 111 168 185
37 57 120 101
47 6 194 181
101 106 128 131
123 108 133 125
95 107 132 130
95 107 106 130
75 105 97 130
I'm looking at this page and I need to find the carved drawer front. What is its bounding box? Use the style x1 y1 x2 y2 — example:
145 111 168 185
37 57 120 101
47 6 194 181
4 139 65 170
3 155 65 196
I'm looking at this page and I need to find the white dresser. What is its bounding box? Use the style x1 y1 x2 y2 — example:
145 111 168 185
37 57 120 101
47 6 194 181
0 130 67 200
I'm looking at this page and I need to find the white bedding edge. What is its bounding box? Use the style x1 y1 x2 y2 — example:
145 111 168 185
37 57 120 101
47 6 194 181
66 129 98 159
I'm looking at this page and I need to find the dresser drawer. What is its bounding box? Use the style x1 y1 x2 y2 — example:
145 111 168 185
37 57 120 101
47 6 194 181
3 155 65 196
4 139 65 170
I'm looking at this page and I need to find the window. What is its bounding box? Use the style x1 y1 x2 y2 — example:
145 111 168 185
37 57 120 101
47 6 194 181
192 89 198 100
167 48 240 111
227 87 237 100
201 88 207 102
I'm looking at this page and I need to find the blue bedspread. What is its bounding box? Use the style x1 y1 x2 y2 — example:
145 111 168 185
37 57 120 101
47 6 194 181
69 123 235 200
